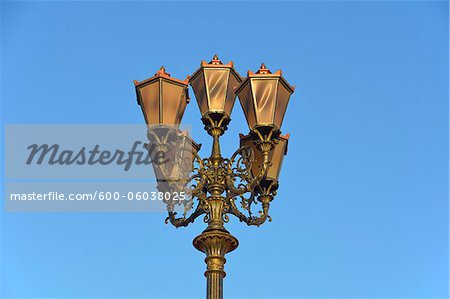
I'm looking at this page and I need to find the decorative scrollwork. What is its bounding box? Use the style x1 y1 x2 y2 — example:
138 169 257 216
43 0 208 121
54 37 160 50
147 122 280 230
165 195 206 227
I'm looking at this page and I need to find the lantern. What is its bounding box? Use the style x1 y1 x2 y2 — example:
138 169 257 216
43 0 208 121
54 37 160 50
134 66 189 128
189 55 242 124
236 64 295 138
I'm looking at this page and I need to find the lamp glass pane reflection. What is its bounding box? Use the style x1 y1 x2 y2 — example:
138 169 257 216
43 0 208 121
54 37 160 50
135 66 189 128
190 55 242 121
236 64 295 137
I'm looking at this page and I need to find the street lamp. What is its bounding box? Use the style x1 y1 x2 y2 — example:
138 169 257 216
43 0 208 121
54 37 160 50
134 56 295 299
134 66 189 128
236 63 295 140
190 54 242 131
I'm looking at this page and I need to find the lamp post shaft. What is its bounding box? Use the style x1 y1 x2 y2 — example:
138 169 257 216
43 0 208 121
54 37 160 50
205 251 225 299
194 229 238 299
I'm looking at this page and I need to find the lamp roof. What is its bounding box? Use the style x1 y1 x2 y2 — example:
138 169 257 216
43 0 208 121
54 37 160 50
189 54 243 82
134 66 189 88
236 63 296 94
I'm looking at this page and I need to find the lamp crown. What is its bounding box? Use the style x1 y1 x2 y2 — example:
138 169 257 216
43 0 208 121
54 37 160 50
209 54 223 65
156 66 170 76
134 66 189 86
256 63 272 74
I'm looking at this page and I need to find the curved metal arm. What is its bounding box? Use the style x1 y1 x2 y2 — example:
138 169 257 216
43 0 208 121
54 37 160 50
165 197 206 228
227 195 272 227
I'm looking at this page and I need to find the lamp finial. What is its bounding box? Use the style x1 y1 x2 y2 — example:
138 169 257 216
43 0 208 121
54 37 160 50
155 66 170 76
210 54 223 65
256 63 272 74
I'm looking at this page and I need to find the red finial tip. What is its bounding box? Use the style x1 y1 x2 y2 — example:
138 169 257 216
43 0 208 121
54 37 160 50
256 63 272 74
155 66 170 76
209 54 223 65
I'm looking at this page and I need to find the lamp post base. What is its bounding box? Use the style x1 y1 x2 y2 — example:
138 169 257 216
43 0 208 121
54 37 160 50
193 229 239 299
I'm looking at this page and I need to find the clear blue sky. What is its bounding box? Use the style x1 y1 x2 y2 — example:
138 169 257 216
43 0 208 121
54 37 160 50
1 1 448 298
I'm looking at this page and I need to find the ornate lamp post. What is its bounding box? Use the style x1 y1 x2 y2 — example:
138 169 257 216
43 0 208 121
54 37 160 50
134 56 295 299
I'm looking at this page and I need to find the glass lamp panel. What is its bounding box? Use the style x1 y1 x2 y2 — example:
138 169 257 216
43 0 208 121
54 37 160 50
175 88 188 125
190 72 208 116
138 81 160 126
168 135 200 183
269 137 288 180
152 146 178 192
161 80 185 126
250 78 278 126
251 143 263 179
225 73 240 116
149 142 176 184
237 83 257 130
204 69 228 112
240 135 288 182
152 162 168 184
274 83 292 129
240 136 269 179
